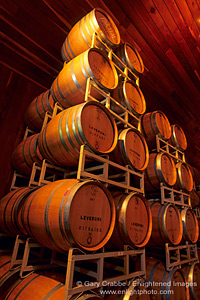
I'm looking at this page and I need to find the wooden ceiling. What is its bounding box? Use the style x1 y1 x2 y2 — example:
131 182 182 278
1 0 200 171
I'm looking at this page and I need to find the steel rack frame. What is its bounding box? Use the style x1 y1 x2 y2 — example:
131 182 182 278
90 33 140 85
160 183 191 207
194 207 200 219
155 135 185 162
76 145 144 194
165 242 199 271
62 247 146 300
9 235 59 278
146 182 191 207
84 77 141 130
27 145 144 194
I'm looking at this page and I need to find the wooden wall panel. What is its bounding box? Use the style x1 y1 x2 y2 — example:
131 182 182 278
0 0 200 197
0 65 44 198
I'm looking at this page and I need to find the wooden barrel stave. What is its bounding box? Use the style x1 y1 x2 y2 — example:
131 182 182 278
182 262 200 300
180 207 199 243
61 8 120 62
107 192 152 249
144 152 177 191
147 202 183 247
11 134 43 175
24 90 54 132
0 187 34 236
38 101 118 167
0 254 21 300
111 80 146 116
52 48 118 108
175 162 194 192
141 111 171 149
22 179 115 253
110 128 149 171
146 257 188 300
190 190 200 208
114 43 144 76
169 124 187 151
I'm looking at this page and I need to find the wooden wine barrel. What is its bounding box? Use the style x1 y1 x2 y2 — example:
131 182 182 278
107 192 152 249
182 262 200 300
61 8 120 62
4 272 65 299
175 162 194 192
141 111 171 149
111 80 146 116
21 179 115 253
0 187 35 236
147 202 183 247
190 166 200 185
190 190 200 208
180 207 199 243
114 43 144 76
11 133 43 176
24 90 54 132
51 48 118 108
144 152 177 191
146 257 188 300
103 279 151 300
0 254 21 300
110 128 149 171
38 101 118 167
169 124 187 151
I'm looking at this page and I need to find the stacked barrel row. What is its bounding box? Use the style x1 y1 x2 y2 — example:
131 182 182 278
1 7 200 300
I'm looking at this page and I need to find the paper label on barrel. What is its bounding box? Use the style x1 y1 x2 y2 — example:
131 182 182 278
155 112 170 139
69 184 111 248
125 82 145 114
165 206 180 244
81 104 114 152
126 45 143 73
88 51 115 89
186 210 196 242
161 155 175 186
180 164 193 191
125 195 149 245
125 130 146 170
96 11 118 44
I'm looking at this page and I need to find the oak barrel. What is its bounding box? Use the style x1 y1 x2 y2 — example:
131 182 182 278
141 110 171 148
0 187 35 236
0 254 20 300
190 166 200 185
61 8 120 62
114 43 144 76
190 190 200 208
21 179 115 253
24 90 54 132
144 152 177 191
146 257 188 300
148 202 183 247
111 80 146 115
52 48 118 108
169 124 187 151
175 162 194 192
4 272 65 299
180 207 199 243
182 262 200 300
11 133 43 175
38 101 118 167
110 128 149 171
107 192 152 249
